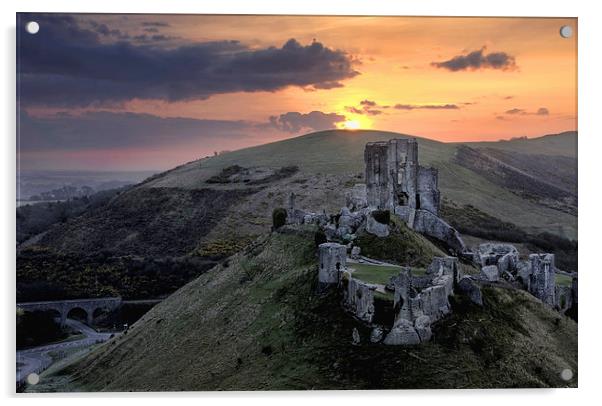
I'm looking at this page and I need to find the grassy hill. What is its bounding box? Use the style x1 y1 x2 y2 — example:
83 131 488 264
142 129 576 239
30 228 577 391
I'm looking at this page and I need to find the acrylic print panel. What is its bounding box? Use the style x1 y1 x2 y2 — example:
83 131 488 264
16 13 577 392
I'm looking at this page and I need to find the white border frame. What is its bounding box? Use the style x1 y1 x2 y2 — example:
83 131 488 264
2 1 600 405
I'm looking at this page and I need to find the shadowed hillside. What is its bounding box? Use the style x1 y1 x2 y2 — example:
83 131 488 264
29 229 577 391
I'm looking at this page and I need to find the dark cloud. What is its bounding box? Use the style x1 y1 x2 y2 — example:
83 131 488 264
394 103 459 110
269 111 346 134
141 21 170 27
504 107 550 116
19 111 256 151
432 47 517 72
17 14 359 107
345 106 364 115
346 99 460 115
346 99 387 116
360 99 377 107
143 27 160 33
88 20 130 40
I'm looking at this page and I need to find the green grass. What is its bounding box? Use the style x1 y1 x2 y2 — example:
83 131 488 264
350 263 426 285
555 273 574 287
356 220 446 268
350 263 403 285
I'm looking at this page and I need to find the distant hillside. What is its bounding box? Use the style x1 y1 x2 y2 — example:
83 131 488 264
143 129 577 239
31 229 577 391
461 131 577 158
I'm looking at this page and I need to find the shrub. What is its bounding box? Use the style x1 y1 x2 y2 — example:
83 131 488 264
314 229 327 247
272 208 288 230
372 210 390 225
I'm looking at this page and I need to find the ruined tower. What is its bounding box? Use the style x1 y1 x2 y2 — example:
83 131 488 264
529 253 556 306
318 243 347 289
364 138 439 216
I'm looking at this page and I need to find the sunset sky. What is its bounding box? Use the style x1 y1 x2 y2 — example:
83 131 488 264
17 14 577 171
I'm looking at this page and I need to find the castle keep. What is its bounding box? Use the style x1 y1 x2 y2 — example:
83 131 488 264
364 138 440 216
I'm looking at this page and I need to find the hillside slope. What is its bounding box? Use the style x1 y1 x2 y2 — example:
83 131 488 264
32 229 577 391
141 129 577 239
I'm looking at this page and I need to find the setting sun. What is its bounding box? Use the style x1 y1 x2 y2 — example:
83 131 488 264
342 120 361 130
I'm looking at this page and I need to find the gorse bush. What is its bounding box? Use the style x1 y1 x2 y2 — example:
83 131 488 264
272 208 288 230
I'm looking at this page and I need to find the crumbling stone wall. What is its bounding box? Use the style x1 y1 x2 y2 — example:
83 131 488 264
412 210 466 254
345 184 368 211
382 257 457 345
318 243 347 289
417 166 440 216
477 243 518 270
364 138 430 213
364 141 393 210
555 285 573 313
342 272 376 323
528 253 556 307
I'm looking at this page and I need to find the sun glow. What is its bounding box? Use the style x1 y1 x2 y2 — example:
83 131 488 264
342 119 361 130
339 115 372 130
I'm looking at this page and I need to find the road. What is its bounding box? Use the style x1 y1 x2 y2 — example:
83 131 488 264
16 319 114 385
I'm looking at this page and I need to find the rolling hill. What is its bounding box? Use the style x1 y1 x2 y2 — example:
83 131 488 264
139 129 578 239
29 228 577 391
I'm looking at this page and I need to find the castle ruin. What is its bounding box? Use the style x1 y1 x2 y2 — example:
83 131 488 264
282 137 576 345
364 138 465 254
364 138 440 216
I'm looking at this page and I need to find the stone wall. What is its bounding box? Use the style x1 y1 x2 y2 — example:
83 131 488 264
382 258 456 345
364 141 392 210
364 138 423 212
345 184 368 211
412 209 466 254
342 271 376 323
528 253 556 307
318 243 347 289
417 166 440 216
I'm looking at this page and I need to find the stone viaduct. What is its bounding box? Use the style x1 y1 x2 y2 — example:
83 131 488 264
17 297 123 326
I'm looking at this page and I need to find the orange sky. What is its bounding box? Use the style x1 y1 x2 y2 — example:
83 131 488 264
19 15 577 170
117 15 577 142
